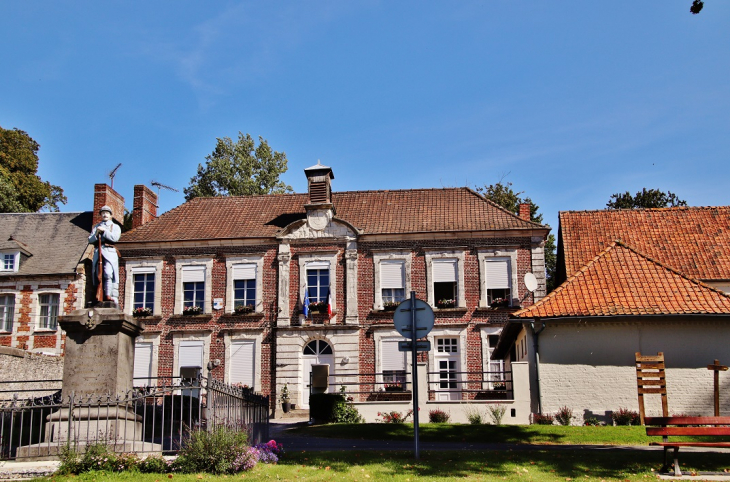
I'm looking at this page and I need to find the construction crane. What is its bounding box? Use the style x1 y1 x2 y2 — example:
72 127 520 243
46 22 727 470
108 163 122 189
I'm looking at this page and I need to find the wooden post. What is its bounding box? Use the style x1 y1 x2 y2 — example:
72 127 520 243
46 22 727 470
706 359 728 417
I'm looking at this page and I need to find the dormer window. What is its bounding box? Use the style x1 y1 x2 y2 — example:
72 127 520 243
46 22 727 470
1 252 19 272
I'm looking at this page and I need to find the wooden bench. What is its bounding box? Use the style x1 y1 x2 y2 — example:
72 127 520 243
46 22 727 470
644 416 730 476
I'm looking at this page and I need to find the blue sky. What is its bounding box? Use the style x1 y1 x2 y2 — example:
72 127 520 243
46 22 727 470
1 1 728 231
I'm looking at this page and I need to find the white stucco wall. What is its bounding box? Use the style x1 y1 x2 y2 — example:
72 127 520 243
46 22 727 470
536 319 730 422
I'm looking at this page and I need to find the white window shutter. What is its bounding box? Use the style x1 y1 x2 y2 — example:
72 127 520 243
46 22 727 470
182 266 205 283
134 342 153 384
486 259 510 289
179 341 203 368
232 264 256 280
230 340 256 387
381 261 405 289
306 261 330 270
432 259 457 283
133 266 156 275
381 339 406 371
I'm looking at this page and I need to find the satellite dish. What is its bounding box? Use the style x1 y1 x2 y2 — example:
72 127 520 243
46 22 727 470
524 273 538 293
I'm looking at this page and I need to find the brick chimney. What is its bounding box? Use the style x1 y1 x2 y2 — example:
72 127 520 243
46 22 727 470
132 184 158 229
519 202 531 221
93 184 125 226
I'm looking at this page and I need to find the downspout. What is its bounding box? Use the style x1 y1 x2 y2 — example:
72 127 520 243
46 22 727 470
530 318 546 414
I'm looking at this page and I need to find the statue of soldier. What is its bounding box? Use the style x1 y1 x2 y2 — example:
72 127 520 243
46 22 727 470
88 205 121 304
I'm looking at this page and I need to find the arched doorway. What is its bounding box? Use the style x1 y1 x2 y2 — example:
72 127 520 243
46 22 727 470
301 339 334 408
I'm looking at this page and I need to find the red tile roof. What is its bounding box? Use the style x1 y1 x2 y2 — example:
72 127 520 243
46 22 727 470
513 241 730 319
121 188 546 243
559 207 730 281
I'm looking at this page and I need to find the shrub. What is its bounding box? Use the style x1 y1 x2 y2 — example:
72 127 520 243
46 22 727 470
612 408 641 426
583 417 603 426
488 404 507 425
532 413 554 425
310 393 363 423
174 424 249 474
254 439 285 464
138 454 170 473
555 406 573 426
377 410 413 423
58 442 139 474
429 409 450 423
463 404 483 425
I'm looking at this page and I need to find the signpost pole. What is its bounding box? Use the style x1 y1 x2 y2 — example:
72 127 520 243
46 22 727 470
410 290 419 460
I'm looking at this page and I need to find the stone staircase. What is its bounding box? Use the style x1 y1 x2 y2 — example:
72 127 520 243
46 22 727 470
274 408 309 420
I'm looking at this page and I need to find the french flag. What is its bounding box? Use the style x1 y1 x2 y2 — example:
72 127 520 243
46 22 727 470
327 290 332 318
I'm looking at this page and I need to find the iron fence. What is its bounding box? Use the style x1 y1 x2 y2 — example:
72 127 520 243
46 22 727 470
426 370 514 400
0 377 269 461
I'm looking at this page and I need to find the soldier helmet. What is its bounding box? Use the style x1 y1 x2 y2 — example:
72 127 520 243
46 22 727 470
99 205 113 215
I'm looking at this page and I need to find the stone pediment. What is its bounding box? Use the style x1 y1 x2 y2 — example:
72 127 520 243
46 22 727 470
278 217 360 241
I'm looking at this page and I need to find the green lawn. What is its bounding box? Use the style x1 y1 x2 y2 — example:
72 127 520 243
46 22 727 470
288 423 730 446
33 449 730 481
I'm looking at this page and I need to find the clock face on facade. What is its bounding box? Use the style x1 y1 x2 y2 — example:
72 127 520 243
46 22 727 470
307 209 331 231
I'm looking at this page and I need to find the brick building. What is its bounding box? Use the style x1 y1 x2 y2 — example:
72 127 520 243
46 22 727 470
0 212 93 355
116 163 550 411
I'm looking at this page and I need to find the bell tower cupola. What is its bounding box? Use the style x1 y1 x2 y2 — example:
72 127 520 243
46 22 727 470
304 161 335 231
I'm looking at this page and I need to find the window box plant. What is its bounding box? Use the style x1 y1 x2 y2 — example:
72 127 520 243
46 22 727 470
132 307 152 318
234 304 255 315
437 298 456 309
383 301 400 311
182 305 202 316
384 383 405 392
308 301 327 313
489 297 510 308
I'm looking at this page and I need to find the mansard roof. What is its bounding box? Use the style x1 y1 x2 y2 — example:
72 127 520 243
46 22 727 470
121 188 548 243
559 207 730 281
513 241 730 319
0 211 93 277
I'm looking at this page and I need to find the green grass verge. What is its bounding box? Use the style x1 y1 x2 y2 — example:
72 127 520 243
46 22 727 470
32 449 730 481
288 423 730 445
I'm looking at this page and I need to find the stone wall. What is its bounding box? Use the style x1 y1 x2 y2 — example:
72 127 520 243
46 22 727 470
0 347 63 398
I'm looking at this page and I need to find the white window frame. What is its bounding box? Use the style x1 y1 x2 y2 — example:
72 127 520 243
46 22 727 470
0 252 20 272
372 251 411 311
298 252 338 315
477 249 519 308
480 326 506 389
124 259 163 316
0 292 16 333
36 292 61 331
424 249 466 309
224 331 264 392
174 258 213 315
427 326 467 397
172 332 211 380
225 256 264 314
434 337 460 393
374 330 408 389
134 333 160 386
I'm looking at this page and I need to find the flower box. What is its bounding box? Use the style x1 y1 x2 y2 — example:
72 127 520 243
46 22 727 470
308 302 328 314
182 306 203 316
383 302 400 312
234 305 255 315
437 299 456 309
384 384 405 392
489 298 510 308
132 307 152 317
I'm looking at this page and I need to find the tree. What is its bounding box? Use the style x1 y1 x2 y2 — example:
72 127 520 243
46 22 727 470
606 188 687 209
184 133 293 201
475 180 558 293
0 126 67 212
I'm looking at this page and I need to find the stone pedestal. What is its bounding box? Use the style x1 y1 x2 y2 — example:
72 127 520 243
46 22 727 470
17 308 162 459
59 307 143 399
